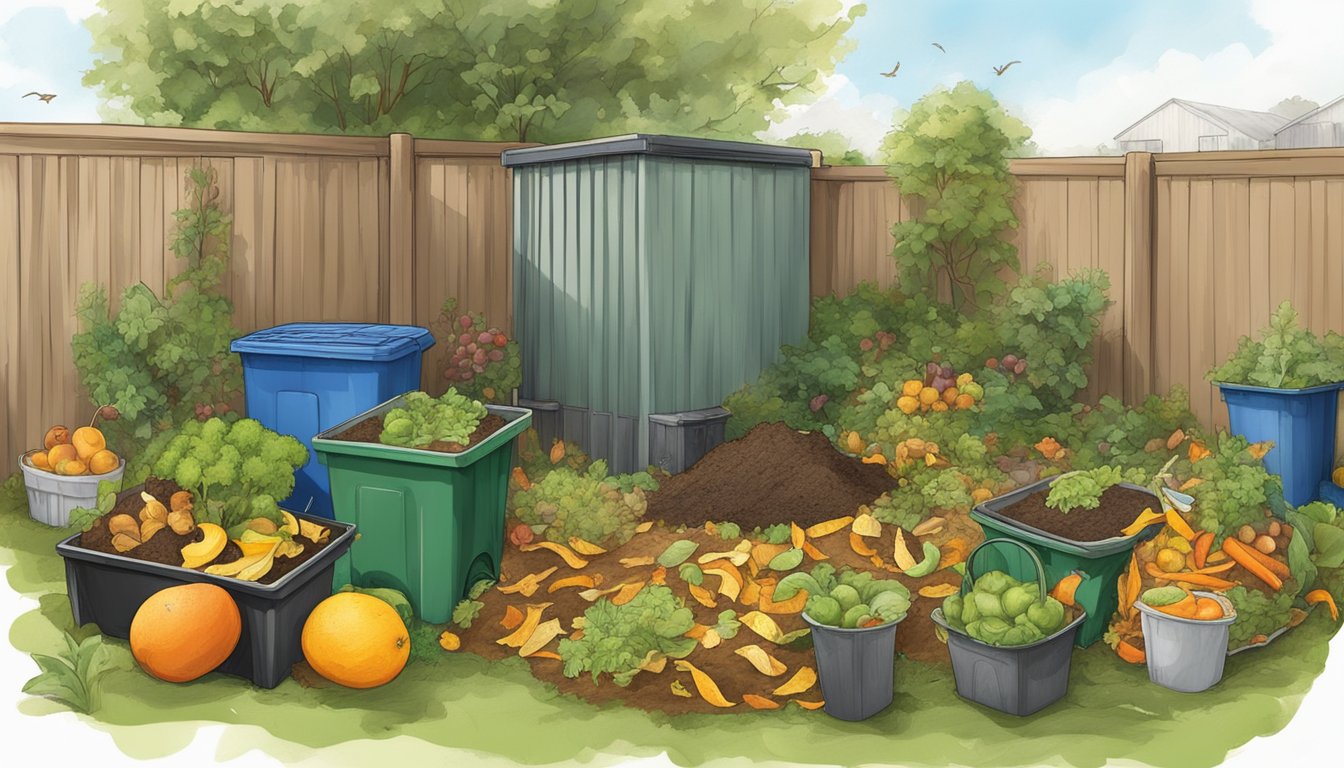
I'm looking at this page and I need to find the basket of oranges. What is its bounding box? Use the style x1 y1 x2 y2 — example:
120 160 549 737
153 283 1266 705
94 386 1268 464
20 406 124 527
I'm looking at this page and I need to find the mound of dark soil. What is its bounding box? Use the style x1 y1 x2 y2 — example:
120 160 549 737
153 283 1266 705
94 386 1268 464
646 422 896 530
993 484 1158 542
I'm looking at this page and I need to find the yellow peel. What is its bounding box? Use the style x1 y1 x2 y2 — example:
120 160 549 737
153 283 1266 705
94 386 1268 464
918 583 960 598
619 556 656 568
634 521 654 533
518 618 564 657
577 583 630 601
520 541 589 569
204 542 279 578
674 660 736 707
705 568 742 601
734 644 787 676
547 574 600 593
497 603 552 647
804 516 854 539
568 537 608 555
700 628 723 649
738 611 808 645
697 549 751 567
851 513 882 538
670 680 692 697
772 666 818 696
893 529 917 571
688 583 718 608
610 581 646 606
498 566 559 597
790 523 806 549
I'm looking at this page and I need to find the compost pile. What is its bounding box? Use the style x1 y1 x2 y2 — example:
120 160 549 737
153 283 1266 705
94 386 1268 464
646 422 895 529
995 485 1158 542
329 413 507 453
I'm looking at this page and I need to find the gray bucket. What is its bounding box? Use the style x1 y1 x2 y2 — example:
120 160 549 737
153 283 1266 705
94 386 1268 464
1135 590 1236 692
931 538 1086 716
801 611 901 721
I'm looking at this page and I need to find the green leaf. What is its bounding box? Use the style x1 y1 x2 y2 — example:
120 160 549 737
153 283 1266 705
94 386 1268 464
1313 523 1344 569
655 540 698 568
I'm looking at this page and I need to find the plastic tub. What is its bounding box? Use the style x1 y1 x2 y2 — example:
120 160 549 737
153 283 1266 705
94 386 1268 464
801 611 901 721
231 323 436 518
312 396 532 623
1135 591 1236 692
56 508 355 689
932 538 1086 716
19 453 125 527
1217 381 1342 506
971 478 1162 647
648 407 730 475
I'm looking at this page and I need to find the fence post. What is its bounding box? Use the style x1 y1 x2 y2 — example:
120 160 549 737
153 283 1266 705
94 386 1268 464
388 133 415 325
1122 151 1155 405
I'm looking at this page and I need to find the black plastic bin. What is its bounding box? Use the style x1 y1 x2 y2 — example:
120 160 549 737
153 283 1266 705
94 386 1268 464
648 407 730 474
802 611 901 721
56 510 355 689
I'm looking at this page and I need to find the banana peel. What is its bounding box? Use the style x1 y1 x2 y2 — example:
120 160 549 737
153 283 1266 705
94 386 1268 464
205 541 280 581
298 517 330 544
281 510 300 537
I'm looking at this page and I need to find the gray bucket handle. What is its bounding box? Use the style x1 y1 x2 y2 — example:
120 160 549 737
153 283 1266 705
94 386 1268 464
962 537 1049 606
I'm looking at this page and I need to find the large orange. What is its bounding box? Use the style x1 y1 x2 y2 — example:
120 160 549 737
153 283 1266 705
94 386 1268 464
301 592 409 688
72 426 106 461
130 583 241 683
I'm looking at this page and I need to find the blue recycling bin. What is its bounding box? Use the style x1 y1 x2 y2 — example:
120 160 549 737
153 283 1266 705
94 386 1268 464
1218 381 1343 507
231 323 435 518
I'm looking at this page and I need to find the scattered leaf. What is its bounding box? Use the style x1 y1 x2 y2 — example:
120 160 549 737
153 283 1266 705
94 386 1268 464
688 583 718 608
635 521 654 533
1247 441 1273 460
734 644 787 676
918 583 960 598
568 537 608 555
578 583 629 601
701 628 723 649
938 537 968 569
705 569 742 601
619 556 657 568
767 548 805 571
519 618 564 657
657 540 699 567
674 660 736 707
772 666 817 696
698 548 751 567
610 581 646 606
497 603 552 648
790 523 806 549
1187 441 1211 463
528 651 562 660
793 699 826 711
651 565 667 585
805 516 854 539
740 611 810 645
850 532 878 557
500 605 524 630
670 680 692 698
758 582 808 614
801 540 829 561
742 694 781 710
851 513 882 538
498 566 559 597
520 542 589 569
548 574 599 593
750 542 791 568
639 651 668 674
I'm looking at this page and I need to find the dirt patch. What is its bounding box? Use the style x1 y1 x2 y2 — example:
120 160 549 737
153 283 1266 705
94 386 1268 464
647 422 896 530
992 484 1158 542
73 477 337 585
326 413 508 453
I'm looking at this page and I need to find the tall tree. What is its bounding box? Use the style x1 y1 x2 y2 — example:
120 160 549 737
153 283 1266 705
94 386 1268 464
85 0 863 142
881 82 1032 313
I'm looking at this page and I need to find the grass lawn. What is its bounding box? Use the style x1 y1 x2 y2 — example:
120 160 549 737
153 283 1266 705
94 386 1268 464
2 488 1338 768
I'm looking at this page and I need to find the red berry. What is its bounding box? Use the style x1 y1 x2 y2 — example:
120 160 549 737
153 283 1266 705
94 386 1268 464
859 338 874 352
458 315 473 330
493 334 508 348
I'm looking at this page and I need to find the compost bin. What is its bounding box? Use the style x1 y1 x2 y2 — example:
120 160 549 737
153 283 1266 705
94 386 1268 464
503 134 813 473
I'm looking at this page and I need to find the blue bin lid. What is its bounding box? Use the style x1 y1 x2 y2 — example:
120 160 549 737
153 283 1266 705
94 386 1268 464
230 323 435 362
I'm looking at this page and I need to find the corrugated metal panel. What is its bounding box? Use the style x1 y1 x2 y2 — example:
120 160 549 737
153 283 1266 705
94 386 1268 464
512 152 809 472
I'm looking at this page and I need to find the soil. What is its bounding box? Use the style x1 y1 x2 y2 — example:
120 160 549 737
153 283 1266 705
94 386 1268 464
646 422 897 530
992 484 1159 542
327 413 508 454
74 476 339 585
452 518 976 716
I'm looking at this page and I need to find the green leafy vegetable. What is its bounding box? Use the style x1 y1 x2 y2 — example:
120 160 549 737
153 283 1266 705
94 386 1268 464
767 548 804 571
656 540 698 568
22 631 110 714
942 570 1069 647
452 599 484 629
1210 301 1344 389
558 585 696 685
798 565 910 629
67 479 123 532
380 389 488 448
1226 585 1295 649
1045 466 1148 513
510 462 648 547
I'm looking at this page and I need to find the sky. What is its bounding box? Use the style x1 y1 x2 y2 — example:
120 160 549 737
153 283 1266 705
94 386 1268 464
0 0 1341 153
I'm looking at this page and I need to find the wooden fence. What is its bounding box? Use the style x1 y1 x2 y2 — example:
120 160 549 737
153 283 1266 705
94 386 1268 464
3 122 1344 474
811 149 1344 453
0 124 528 473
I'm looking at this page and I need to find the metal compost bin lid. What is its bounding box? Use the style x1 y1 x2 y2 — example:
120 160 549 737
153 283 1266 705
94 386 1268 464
501 134 815 168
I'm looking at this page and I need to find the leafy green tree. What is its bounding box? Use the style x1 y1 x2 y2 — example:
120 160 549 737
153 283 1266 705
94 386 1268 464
780 130 870 165
85 0 863 142
880 82 1032 313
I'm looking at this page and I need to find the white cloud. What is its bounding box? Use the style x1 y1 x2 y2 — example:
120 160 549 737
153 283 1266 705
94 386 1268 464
0 0 100 26
1022 0 1344 154
760 73 901 156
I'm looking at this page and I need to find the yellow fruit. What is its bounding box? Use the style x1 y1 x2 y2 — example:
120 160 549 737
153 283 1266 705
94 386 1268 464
181 523 227 568
918 387 940 406
89 449 120 475
941 386 959 405
901 380 923 398
43 425 71 450
845 431 864 453
954 394 975 410
931 401 949 412
72 426 106 461
130 583 241 683
59 459 89 476
302 593 410 689
47 443 79 467
956 372 973 388
1334 467 1344 488
29 451 51 471
896 396 920 415
971 488 994 504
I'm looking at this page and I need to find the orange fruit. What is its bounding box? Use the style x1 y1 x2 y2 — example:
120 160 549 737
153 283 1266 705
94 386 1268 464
43 425 70 449
941 386 960 405
88 449 120 474
918 387 940 406
29 451 51 471
130 583 241 683
896 396 920 415
931 401 949 412
58 459 89 476
72 426 106 461
954 394 975 410
302 592 409 688
47 443 78 467
901 380 923 398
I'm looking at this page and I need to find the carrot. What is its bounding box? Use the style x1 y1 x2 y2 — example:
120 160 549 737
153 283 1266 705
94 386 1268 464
1306 589 1339 621
1192 531 1214 570
1115 640 1146 664
1227 537 1291 580
1221 538 1284 591
1145 562 1237 591
1191 561 1235 576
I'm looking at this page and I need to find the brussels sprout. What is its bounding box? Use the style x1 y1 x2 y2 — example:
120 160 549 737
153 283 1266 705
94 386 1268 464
841 604 873 628
832 584 862 612
970 616 1012 644
1001 623 1044 646
838 569 875 596
869 589 910 618
805 595 843 626
1001 585 1038 618
860 579 910 605
973 570 1017 596
1026 596 1066 634
961 592 982 623
774 572 822 602
973 590 1006 619
942 593 965 624
964 620 982 638
1140 586 1187 607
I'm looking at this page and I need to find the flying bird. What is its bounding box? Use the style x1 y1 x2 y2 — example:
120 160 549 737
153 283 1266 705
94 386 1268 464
23 92 57 103
880 62 900 77
931 42 946 53
993 61 1021 76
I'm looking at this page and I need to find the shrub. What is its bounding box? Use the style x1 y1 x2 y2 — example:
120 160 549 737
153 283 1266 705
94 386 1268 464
1209 300 1344 388
431 298 521 403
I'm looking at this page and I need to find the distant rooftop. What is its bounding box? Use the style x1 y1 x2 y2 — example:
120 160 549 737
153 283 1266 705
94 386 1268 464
1115 98 1290 141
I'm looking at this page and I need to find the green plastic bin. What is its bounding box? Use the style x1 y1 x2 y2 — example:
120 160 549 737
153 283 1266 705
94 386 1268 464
970 479 1163 647
312 396 532 623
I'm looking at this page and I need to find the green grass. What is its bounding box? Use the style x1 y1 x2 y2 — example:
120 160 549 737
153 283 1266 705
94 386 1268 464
1 479 1338 768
